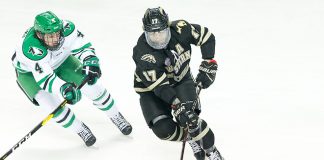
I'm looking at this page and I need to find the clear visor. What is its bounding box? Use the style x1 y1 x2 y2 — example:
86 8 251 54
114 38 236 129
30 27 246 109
145 28 171 49
43 31 61 48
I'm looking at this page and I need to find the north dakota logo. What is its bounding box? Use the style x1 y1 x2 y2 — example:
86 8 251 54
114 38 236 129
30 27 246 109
24 46 47 61
28 47 44 56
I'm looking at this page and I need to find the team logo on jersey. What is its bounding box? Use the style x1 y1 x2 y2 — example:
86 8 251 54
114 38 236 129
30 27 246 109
28 47 44 56
24 46 47 61
64 23 71 30
62 21 76 37
141 54 156 63
164 57 171 66
165 58 174 72
176 21 187 34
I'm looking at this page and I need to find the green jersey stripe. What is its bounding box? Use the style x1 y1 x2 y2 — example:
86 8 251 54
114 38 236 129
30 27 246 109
37 74 50 86
71 42 92 53
48 74 57 93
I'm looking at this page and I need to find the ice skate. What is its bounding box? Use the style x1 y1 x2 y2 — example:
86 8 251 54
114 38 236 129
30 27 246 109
77 123 96 147
110 112 132 135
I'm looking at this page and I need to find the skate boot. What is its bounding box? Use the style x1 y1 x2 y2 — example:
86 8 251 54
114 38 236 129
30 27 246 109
77 123 96 147
206 146 224 160
188 140 206 160
110 112 132 135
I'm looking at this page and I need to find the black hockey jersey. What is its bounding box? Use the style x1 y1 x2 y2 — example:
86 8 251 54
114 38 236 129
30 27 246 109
133 20 215 104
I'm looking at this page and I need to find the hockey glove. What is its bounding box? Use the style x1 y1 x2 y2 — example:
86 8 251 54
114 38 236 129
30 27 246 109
196 59 218 89
172 98 199 128
60 82 82 105
82 55 101 85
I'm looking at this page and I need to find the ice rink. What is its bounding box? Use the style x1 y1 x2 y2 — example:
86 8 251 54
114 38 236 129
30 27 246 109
0 0 323 159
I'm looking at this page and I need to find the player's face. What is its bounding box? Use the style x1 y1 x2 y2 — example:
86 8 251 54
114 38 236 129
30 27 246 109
43 31 61 48
147 29 168 43
145 27 171 49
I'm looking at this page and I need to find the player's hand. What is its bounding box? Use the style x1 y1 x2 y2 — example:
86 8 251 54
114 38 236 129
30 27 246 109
196 59 218 89
82 55 101 85
172 99 199 128
60 82 82 105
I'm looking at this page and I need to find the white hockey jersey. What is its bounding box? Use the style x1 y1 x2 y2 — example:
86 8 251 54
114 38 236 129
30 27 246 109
12 20 95 82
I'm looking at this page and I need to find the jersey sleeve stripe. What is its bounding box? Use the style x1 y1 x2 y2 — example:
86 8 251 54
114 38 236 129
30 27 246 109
42 74 54 90
48 74 57 93
79 49 95 60
15 67 28 73
36 74 51 86
197 27 205 45
14 61 29 73
134 73 167 92
71 42 92 53
11 52 16 61
201 31 212 45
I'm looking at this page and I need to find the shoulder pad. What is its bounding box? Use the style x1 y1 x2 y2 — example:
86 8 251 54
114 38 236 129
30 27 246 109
62 20 76 37
170 20 191 34
134 47 165 68
22 28 48 61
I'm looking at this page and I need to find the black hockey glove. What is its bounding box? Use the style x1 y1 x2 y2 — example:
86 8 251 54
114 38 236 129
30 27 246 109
196 59 218 89
60 82 82 105
82 55 101 85
172 98 199 128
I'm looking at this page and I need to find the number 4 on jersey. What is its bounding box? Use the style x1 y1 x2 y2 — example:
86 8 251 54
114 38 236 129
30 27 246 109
35 63 43 73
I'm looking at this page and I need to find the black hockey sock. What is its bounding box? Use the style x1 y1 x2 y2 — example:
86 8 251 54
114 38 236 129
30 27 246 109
188 119 215 150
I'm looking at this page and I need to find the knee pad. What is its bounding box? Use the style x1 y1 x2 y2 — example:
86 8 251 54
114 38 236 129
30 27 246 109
151 115 184 141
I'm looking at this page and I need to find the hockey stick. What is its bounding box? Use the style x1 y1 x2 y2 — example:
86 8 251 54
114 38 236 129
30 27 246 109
180 127 189 160
0 76 90 160
180 83 202 160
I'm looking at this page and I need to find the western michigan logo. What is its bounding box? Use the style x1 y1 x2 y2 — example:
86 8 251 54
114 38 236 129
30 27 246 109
141 54 156 63
176 21 187 34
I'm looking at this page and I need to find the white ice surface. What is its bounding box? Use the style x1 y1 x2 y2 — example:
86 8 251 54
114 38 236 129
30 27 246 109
0 0 323 160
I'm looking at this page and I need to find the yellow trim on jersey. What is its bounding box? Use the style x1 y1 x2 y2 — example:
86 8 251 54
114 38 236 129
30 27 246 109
201 31 212 45
135 73 167 92
197 27 205 45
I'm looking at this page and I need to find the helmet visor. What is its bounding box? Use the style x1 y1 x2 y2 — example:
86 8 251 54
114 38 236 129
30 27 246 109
44 31 61 47
145 28 171 49
41 31 64 51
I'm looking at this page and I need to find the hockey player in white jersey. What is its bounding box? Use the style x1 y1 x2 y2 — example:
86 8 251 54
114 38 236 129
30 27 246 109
11 11 132 147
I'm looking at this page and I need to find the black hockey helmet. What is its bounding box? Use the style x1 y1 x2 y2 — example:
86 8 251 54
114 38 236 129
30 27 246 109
142 7 169 32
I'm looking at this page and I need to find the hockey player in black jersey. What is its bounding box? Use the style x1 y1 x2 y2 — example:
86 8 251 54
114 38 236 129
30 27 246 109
133 7 223 160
